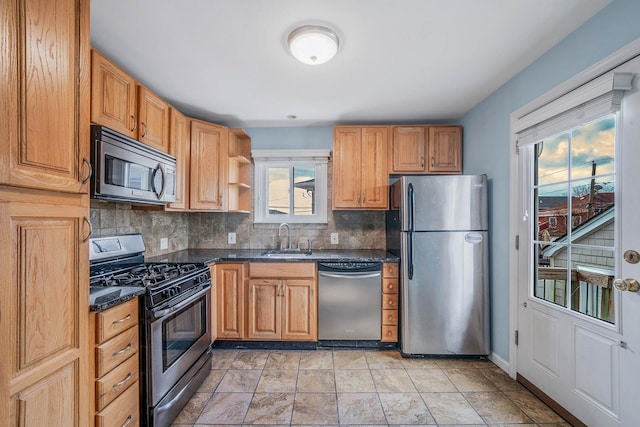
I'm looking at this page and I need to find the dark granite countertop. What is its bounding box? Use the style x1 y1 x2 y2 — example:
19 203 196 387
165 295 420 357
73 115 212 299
146 249 399 265
91 249 398 312
89 286 145 312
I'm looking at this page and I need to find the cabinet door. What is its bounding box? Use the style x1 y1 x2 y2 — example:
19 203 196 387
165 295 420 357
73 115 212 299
361 127 389 209
427 126 462 173
138 86 169 152
167 108 190 210
332 127 362 209
391 126 426 173
1 0 90 194
247 280 281 340
190 120 229 211
282 279 317 341
0 199 89 426
90 49 137 138
214 263 244 339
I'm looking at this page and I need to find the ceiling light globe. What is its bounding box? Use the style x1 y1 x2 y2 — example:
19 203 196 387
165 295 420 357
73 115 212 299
288 25 339 65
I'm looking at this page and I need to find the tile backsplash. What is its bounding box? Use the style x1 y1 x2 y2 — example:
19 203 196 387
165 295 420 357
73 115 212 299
90 204 385 257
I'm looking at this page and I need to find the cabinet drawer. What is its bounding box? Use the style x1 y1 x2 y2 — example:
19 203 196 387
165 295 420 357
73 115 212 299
382 309 398 325
96 354 139 411
382 294 398 309
381 325 398 342
249 262 315 278
382 278 398 294
96 326 138 377
96 381 140 427
96 299 138 344
382 263 398 278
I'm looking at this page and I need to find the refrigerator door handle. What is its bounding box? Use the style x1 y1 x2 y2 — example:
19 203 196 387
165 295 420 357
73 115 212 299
407 182 415 280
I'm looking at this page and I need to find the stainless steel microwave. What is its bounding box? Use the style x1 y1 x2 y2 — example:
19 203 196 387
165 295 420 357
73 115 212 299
90 125 176 205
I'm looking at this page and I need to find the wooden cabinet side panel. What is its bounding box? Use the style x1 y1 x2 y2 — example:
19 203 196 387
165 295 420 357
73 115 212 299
190 120 229 211
282 279 317 341
391 126 426 172
246 280 281 340
2 0 90 193
138 86 169 152
90 50 136 138
332 127 362 209
215 264 244 338
167 108 190 210
361 127 389 209
427 126 462 173
10 360 78 427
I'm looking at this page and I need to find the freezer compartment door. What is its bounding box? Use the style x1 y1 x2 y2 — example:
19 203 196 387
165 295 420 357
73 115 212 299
401 231 489 355
398 175 488 231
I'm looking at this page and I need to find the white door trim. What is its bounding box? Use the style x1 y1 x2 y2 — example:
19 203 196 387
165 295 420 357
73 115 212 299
508 36 640 379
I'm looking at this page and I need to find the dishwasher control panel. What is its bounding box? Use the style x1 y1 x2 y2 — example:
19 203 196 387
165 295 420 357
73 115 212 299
318 262 381 272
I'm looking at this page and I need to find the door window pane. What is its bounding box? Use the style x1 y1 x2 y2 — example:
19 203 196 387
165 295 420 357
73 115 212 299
531 115 616 324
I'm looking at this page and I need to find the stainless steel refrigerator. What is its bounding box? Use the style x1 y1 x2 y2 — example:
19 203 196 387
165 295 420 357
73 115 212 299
386 175 489 355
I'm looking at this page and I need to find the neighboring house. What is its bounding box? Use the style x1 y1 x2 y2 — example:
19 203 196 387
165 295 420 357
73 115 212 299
538 192 614 239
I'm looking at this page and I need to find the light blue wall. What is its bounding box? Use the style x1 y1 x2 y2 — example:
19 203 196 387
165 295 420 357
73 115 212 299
460 0 640 362
245 126 333 149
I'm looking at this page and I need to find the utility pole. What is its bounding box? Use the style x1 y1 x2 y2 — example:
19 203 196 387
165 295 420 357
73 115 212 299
588 160 596 218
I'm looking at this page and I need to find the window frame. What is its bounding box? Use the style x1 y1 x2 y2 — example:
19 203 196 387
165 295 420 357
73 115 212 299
252 149 330 224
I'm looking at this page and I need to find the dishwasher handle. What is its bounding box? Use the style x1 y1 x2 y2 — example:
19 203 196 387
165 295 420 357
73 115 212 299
318 271 382 279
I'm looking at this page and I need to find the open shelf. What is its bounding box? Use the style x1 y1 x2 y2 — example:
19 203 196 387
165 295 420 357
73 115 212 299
228 129 252 213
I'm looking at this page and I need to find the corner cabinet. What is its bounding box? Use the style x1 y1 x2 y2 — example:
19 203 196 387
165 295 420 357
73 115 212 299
166 107 191 210
189 119 229 211
332 126 389 210
390 125 462 174
1 0 91 425
247 263 317 341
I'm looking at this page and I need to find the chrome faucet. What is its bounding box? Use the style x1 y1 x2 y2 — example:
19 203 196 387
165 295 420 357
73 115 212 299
278 223 291 250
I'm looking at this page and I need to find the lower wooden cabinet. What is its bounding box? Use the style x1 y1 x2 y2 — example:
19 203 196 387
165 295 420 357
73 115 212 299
381 262 399 342
247 263 317 341
89 298 139 426
213 263 246 339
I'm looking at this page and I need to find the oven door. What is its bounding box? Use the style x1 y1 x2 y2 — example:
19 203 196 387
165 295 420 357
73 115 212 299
149 286 211 405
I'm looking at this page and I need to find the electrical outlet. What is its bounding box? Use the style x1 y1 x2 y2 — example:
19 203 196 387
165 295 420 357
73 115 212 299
160 238 168 250
330 233 339 245
228 232 236 244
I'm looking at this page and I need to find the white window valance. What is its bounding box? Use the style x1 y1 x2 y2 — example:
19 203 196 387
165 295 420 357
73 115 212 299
515 72 633 148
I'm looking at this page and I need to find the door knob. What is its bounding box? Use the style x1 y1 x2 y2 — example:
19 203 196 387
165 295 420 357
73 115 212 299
613 278 640 292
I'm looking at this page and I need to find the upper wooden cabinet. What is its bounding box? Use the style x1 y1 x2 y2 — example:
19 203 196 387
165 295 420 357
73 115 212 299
391 126 427 173
137 86 169 152
90 49 169 152
333 126 388 210
428 126 462 173
90 50 137 139
1 0 91 194
189 119 229 211
166 108 190 210
390 125 462 174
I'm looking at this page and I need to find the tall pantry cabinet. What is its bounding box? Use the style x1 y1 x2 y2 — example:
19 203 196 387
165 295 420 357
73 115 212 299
0 0 91 425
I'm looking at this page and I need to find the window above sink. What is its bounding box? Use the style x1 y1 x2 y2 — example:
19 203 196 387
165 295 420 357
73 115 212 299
253 149 330 224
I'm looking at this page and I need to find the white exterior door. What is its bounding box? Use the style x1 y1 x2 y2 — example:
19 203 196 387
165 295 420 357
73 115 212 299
516 56 640 427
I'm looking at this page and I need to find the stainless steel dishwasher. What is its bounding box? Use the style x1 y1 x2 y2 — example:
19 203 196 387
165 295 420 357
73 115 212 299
318 262 382 341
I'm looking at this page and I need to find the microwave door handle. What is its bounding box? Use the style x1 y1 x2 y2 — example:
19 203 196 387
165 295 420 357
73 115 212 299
152 163 167 199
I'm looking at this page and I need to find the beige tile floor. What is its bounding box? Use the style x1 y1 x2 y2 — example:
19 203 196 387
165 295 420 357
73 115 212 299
170 349 569 427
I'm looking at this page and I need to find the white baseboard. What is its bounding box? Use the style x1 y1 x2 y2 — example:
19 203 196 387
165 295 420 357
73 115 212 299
488 352 511 376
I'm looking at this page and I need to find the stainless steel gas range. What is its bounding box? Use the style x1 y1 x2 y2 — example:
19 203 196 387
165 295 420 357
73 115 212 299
89 234 212 427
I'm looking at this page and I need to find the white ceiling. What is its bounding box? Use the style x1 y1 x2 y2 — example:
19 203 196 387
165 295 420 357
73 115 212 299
90 0 611 128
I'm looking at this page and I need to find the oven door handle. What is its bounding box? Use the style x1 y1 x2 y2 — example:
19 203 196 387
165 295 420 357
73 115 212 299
151 285 210 320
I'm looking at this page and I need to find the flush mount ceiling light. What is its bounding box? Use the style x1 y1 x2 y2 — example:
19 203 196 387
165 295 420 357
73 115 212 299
288 25 339 65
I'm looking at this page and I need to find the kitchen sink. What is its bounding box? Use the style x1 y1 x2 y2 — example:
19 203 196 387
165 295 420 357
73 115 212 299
260 250 312 258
